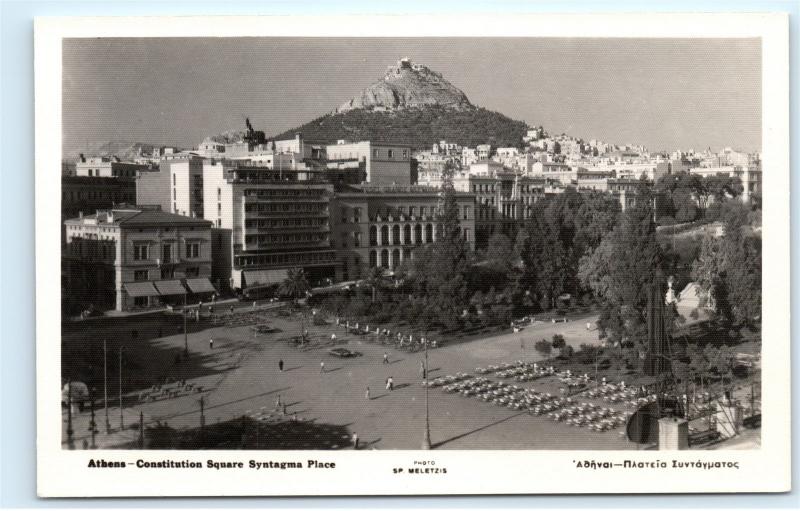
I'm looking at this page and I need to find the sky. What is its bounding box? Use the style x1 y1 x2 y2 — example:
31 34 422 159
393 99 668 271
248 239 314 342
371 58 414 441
62 37 761 156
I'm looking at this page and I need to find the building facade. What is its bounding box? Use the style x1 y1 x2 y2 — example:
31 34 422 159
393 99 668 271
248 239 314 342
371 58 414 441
326 141 412 185
331 185 476 280
75 155 149 178
201 160 338 291
63 207 214 312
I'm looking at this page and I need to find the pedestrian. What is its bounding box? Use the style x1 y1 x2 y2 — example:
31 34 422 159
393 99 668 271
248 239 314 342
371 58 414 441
195 309 200 322
209 338 214 350
278 359 284 372
365 386 371 400
320 361 325 373
586 322 592 331
209 306 213 315
387 376 394 391
383 352 389 364
419 361 425 378
275 395 282 410
331 333 337 343
352 432 359 450
230 305 234 315
253 301 257 309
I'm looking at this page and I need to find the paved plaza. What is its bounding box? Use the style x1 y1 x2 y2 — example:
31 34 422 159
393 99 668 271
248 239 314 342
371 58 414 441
63 308 637 450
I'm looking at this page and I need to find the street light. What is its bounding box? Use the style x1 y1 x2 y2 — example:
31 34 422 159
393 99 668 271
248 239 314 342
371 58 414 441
183 286 189 357
421 331 432 450
119 346 124 429
103 339 110 433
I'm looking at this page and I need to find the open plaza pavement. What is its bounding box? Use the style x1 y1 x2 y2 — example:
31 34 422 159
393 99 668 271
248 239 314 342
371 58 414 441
62 305 645 450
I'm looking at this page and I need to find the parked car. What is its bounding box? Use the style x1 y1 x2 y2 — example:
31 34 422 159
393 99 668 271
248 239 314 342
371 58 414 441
328 348 361 358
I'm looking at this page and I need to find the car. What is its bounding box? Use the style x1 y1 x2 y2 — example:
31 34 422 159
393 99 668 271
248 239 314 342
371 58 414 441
327 348 361 358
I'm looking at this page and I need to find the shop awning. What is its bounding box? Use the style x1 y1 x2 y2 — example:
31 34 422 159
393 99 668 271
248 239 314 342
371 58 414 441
185 278 216 294
153 280 186 296
243 269 288 287
123 282 160 297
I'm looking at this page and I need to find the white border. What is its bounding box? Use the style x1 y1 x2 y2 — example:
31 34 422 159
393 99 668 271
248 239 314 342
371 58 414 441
35 13 790 497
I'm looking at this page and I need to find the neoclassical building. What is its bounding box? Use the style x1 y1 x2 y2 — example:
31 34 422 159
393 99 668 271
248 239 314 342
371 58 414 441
331 185 476 281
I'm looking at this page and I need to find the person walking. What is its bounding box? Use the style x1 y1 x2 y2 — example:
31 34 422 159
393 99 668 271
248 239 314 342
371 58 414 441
383 352 389 364
278 359 284 372
365 386 371 400
352 432 359 450
320 361 325 373
387 376 394 392
275 395 282 410
229 305 234 315
209 338 214 350
419 361 426 380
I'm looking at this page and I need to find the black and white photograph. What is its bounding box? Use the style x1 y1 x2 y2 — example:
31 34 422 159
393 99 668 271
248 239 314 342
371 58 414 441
34 13 790 496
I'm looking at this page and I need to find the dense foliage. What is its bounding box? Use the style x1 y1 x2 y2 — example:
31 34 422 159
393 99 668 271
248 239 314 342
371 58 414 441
270 106 529 150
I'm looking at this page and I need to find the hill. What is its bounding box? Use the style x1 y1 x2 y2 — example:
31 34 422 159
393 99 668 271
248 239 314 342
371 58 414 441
270 58 529 150
271 105 529 150
63 141 159 161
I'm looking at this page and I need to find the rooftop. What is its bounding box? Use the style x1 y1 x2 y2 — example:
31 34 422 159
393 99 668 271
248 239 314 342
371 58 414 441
65 208 211 227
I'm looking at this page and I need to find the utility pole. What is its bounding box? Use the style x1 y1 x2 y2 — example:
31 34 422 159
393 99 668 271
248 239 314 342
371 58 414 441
89 388 97 449
183 288 189 357
139 411 144 449
66 379 74 449
104 339 110 433
119 347 124 429
421 333 431 450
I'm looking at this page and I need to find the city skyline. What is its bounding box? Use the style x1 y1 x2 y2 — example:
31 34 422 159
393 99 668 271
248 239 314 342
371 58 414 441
62 37 762 157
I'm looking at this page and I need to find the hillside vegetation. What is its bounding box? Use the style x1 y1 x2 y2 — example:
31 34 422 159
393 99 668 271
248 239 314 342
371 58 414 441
271 106 529 150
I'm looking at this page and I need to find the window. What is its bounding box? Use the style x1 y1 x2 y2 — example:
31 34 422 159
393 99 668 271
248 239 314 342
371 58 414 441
388 149 394 158
420 206 427 217
402 149 408 158
160 267 174 280
134 296 149 308
134 270 148 281
217 188 221 200
409 206 416 217
173 174 176 186
162 244 172 264
373 149 379 158
173 188 176 200
185 267 199 278
353 232 361 247
463 206 471 220
186 242 200 259
133 243 149 261
353 207 361 222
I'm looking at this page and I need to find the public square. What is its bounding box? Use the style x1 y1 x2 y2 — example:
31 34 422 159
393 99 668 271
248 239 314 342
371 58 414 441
61 304 641 450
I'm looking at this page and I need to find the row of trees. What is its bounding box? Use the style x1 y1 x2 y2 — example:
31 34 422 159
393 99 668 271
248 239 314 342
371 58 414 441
654 171 744 224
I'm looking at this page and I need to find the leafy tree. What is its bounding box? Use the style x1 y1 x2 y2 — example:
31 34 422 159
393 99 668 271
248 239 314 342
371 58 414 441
551 334 567 354
278 268 310 305
534 339 552 358
362 266 384 303
577 198 665 350
406 162 471 330
484 232 515 272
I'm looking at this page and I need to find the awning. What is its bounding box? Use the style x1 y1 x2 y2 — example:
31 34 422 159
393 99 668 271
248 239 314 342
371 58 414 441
153 280 186 296
243 269 288 287
185 278 216 294
124 282 160 297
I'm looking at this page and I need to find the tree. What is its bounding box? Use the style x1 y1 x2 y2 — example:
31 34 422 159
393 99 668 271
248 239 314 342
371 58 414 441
278 268 310 305
534 339 552 358
577 198 665 350
362 266 384 303
406 162 471 330
551 334 567 355
484 232 515 272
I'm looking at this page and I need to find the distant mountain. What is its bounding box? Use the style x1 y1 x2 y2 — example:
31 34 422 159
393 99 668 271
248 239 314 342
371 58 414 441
63 141 170 161
269 58 529 150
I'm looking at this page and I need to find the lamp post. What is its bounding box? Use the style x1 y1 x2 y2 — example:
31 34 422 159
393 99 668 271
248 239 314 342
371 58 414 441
89 387 97 449
103 339 110 433
421 332 432 450
66 378 74 449
183 287 189 357
119 347 124 429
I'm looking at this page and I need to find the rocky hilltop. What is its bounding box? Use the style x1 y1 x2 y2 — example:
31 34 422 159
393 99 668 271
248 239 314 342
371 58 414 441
336 58 473 113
